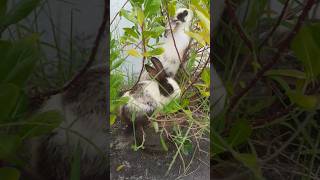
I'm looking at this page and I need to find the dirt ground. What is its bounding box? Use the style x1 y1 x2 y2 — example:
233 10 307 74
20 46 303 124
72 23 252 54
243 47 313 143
110 121 210 180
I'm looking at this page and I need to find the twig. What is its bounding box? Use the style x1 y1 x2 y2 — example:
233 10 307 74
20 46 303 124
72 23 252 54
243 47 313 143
182 39 193 64
253 82 320 127
110 0 129 25
165 4 182 63
253 105 295 127
225 0 253 51
123 22 147 92
226 0 316 124
181 57 210 98
259 0 290 49
261 112 313 163
37 0 108 98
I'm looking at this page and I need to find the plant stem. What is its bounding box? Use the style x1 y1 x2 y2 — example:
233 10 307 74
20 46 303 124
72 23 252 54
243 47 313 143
226 0 316 127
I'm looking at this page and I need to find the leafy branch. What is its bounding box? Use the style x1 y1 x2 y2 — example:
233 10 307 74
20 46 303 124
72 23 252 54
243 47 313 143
225 0 317 127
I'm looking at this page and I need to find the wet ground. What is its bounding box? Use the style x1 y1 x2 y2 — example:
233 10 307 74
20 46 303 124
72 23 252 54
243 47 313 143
110 121 210 180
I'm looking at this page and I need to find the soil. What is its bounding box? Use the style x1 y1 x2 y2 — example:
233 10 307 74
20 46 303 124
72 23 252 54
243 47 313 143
110 121 210 180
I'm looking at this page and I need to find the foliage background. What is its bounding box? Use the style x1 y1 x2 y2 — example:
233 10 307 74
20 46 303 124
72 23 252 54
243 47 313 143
212 0 320 179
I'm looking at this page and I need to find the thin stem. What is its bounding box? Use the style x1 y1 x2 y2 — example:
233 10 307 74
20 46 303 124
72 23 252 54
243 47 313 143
181 57 210 98
123 22 147 92
259 0 290 49
225 0 253 51
226 0 316 126
110 0 129 25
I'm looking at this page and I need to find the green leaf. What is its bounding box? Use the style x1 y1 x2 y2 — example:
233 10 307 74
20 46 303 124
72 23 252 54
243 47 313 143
0 40 12 78
0 0 7 17
265 69 307 79
136 7 144 26
194 9 209 32
227 120 252 147
287 90 318 110
185 31 206 46
123 27 139 39
0 84 19 121
161 99 181 114
0 135 21 162
291 24 320 80
144 0 161 17
211 130 227 155
190 0 209 18
269 76 290 91
244 0 267 30
160 134 168 151
247 97 276 114
0 0 40 29
182 140 193 155
167 1 176 17
234 153 263 180
5 53 39 87
70 144 81 180
110 114 116 126
144 47 164 57
131 0 144 7
152 121 159 132
119 9 137 24
111 58 125 71
116 164 125 172
18 110 63 138
149 26 165 38
127 48 141 57
201 68 210 86
0 167 20 180
0 35 39 87
308 23 320 47
13 93 29 118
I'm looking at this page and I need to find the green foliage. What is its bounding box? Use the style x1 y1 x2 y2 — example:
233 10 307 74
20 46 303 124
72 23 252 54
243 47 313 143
234 153 263 180
0 0 41 31
287 90 319 110
120 0 164 58
0 135 22 164
70 145 81 180
0 167 20 180
110 38 128 125
0 0 7 18
161 99 184 114
0 35 39 87
0 84 19 121
0 1 64 177
144 0 161 17
159 134 168 151
0 34 63 173
195 68 210 97
115 0 210 177
214 0 320 178
18 110 63 138
244 0 267 31
291 23 320 80
265 69 307 79
212 120 252 155
187 0 210 46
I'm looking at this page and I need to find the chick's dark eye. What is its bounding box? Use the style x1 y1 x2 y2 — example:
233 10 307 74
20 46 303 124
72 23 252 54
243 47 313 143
183 10 188 15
